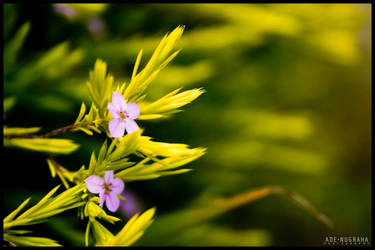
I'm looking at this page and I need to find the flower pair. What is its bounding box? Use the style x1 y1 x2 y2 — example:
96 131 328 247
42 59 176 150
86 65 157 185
85 93 140 211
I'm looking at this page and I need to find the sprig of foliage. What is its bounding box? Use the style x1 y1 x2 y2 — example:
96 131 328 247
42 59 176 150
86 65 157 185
123 26 184 103
4 184 85 230
3 24 204 246
72 26 202 138
91 207 156 246
3 185 85 246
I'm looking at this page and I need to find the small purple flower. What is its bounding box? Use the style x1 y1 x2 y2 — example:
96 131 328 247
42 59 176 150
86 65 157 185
107 91 140 138
88 17 105 36
53 4 77 20
120 190 143 218
85 170 125 212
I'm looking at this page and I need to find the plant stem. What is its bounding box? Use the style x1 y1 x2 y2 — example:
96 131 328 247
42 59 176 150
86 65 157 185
41 124 78 138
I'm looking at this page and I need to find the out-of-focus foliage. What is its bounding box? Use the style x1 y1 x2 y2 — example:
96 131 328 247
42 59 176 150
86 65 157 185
4 137 80 154
3 3 371 246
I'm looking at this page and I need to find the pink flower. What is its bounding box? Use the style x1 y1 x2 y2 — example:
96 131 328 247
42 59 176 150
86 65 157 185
84 170 125 212
53 4 77 20
107 91 140 138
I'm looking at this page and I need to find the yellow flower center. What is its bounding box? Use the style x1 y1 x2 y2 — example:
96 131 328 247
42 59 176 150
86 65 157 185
119 111 129 120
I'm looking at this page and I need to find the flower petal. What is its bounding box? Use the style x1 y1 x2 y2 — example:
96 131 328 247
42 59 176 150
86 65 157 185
109 118 126 138
99 190 106 208
104 170 114 184
106 192 120 212
107 102 120 119
124 119 140 134
111 177 125 195
85 175 104 194
126 102 140 119
112 91 127 112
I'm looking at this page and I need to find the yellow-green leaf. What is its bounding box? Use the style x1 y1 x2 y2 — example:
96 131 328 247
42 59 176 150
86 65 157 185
5 138 79 154
103 207 156 246
4 234 61 247
138 88 204 120
3 127 41 136
4 197 32 223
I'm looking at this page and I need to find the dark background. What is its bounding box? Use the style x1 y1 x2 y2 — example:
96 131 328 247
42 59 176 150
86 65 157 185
3 3 372 246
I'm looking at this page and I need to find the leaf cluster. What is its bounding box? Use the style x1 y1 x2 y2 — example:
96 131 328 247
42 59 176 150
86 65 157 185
3 23 205 247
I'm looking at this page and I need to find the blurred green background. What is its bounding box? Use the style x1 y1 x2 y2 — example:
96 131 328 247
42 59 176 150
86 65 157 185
3 3 371 246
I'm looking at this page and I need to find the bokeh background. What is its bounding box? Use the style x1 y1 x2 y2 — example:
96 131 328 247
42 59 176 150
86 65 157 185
3 3 371 246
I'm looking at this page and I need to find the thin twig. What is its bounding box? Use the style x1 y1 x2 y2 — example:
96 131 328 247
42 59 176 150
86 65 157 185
41 124 78 138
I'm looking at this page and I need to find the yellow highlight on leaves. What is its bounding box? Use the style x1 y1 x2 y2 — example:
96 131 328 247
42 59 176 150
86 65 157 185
5 138 80 154
138 88 205 120
3 127 41 136
124 26 185 103
100 207 156 246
